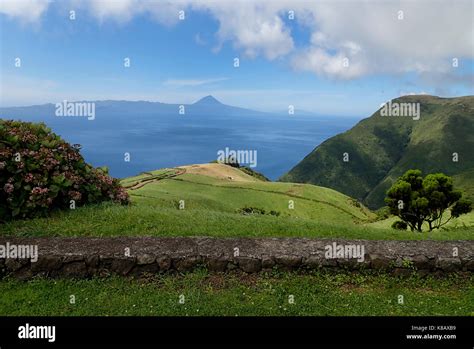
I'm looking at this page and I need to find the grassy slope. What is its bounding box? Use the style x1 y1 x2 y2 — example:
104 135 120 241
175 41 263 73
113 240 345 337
280 95 474 209
1 271 472 316
2 164 472 239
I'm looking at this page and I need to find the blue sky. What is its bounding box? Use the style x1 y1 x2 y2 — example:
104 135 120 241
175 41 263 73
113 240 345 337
1 0 473 116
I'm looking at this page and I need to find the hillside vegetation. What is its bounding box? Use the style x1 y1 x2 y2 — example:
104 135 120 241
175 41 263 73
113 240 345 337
280 95 474 209
2 163 472 240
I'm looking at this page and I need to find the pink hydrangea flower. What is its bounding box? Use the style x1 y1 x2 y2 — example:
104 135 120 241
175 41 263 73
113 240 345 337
3 183 14 194
24 173 34 183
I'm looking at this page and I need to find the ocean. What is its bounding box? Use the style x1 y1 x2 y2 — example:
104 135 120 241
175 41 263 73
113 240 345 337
4 111 359 180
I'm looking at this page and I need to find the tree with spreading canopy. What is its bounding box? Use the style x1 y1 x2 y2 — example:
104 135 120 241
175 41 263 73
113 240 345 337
385 169 472 232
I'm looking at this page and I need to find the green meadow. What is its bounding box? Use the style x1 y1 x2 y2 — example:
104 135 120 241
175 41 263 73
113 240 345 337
0 271 472 316
2 164 473 239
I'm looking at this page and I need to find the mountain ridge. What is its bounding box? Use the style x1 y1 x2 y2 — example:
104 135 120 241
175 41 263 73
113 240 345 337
0 95 270 119
280 95 474 209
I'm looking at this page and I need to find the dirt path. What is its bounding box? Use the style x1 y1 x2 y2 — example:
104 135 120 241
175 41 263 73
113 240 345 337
124 168 186 190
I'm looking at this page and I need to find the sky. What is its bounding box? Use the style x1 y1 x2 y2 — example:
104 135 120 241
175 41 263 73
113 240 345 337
0 0 473 116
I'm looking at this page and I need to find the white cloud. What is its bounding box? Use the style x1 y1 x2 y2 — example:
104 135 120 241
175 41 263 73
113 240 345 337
1 0 473 80
194 33 207 46
0 0 50 23
288 1 474 79
84 0 138 23
398 91 429 97
163 77 228 87
292 47 367 79
199 1 294 60
68 0 186 25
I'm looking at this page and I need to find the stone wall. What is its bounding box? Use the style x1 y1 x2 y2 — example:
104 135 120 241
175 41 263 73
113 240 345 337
0 237 472 279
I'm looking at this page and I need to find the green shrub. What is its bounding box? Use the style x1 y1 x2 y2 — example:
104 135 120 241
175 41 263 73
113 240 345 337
237 206 280 217
375 206 391 220
239 166 270 182
349 198 361 208
237 206 266 215
391 220 408 230
0 120 129 221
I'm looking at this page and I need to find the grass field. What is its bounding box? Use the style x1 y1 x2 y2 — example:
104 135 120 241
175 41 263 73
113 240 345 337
1 164 472 318
2 164 473 239
0 270 472 316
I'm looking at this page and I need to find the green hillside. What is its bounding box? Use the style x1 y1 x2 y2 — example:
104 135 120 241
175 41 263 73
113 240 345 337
280 95 474 209
3 163 472 240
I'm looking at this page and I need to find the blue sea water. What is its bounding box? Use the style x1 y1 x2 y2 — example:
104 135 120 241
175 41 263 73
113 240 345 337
5 112 359 180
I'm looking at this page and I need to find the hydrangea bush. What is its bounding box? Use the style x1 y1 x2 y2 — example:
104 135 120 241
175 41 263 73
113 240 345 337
0 120 129 221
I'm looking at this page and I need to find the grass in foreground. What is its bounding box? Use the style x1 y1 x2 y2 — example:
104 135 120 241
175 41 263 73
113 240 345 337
0 270 472 316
